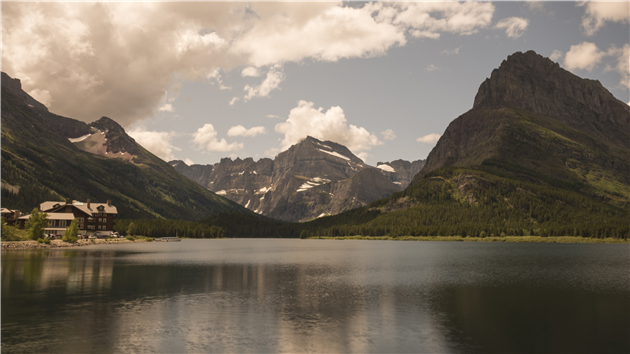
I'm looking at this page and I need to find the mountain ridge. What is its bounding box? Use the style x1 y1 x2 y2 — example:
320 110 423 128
1 71 250 220
284 50 630 239
170 136 423 222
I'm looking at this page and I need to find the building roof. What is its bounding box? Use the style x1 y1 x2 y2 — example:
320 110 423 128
1 208 12 214
46 213 76 220
40 200 118 215
18 213 76 220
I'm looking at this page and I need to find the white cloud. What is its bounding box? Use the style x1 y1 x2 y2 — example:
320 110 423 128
495 17 529 38
231 3 406 67
128 127 178 161
549 50 563 62
2 2 498 128
229 97 239 106
617 45 630 89
579 2 630 36
265 147 280 157
241 67 261 77
183 158 194 165
158 103 174 112
441 46 461 55
28 89 52 107
605 44 630 89
388 2 495 38
426 64 439 72
191 123 243 152
416 133 441 144
207 69 231 90
227 125 267 137
564 42 629 89
356 152 370 163
564 42 606 72
525 2 545 12
275 100 382 155
243 66 284 102
381 129 396 140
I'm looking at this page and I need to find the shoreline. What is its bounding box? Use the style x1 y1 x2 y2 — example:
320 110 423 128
306 235 630 243
1 238 149 250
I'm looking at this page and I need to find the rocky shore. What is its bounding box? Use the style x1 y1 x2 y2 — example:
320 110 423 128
1 238 148 250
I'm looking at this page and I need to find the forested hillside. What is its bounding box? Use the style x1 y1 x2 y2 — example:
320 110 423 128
297 163 629 239
1 73 250 220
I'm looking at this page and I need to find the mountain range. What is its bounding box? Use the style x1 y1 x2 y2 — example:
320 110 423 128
170 137 424 222
1 72 248 220
293 51 629 238
3 50 629 238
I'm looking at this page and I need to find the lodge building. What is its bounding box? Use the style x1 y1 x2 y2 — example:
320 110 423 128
16 199 118 236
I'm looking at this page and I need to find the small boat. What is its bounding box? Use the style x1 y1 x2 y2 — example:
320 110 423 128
158 236 182 242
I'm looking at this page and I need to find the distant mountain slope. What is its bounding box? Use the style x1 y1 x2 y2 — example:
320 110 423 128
375 159 425 188
171 136 412 222
1 72 249 219
288 51 630 238
414 51 630 205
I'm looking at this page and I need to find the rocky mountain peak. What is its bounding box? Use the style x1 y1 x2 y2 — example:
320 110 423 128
170 136 416 222
415 50 630 193
472 50 629 145
286 135 365 165
90 116 125 133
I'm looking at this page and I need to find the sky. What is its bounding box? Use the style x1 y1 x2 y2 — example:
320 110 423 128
2 1 629 166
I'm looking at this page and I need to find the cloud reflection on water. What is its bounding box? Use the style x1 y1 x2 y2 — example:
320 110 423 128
2 240 629 353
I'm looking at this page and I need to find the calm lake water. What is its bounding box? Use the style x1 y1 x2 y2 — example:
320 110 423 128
2 239 629 353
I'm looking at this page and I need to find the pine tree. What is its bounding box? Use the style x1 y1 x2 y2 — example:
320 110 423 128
127 222 137 237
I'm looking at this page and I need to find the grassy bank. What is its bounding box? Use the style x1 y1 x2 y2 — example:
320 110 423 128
307 235 629 243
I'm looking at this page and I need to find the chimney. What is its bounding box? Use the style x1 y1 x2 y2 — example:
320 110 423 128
14 210 20 219
65 198 72 205
87 199 91 208
107 200 112 206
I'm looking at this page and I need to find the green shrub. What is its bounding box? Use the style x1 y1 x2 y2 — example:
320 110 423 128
1 218 20 241
62 219 79 243
125 235 136 241
26 208 48 241
37 237 51 244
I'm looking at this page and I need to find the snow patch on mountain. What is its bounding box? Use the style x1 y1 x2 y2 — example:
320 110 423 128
377 164 395 172
68 134 92 143
318 149 350 161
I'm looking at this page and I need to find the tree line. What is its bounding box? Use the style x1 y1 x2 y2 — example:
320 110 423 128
114 219 224 238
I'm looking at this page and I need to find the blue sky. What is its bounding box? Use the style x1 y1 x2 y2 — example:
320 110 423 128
2 2 628 165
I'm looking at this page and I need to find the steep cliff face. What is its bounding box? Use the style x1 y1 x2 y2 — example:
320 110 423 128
415 51 630 204
375 159 425 188
171 136 402 222
473 50 628 147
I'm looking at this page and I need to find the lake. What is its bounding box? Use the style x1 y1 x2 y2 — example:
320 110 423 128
2 239 628 353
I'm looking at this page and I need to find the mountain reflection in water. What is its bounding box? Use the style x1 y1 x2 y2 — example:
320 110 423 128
2 240 629 353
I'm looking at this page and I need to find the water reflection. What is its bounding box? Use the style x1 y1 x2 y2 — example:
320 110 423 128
2 250 115 294
2 241 629 353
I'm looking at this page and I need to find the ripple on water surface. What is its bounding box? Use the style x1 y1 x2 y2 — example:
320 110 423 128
2 239 629 353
